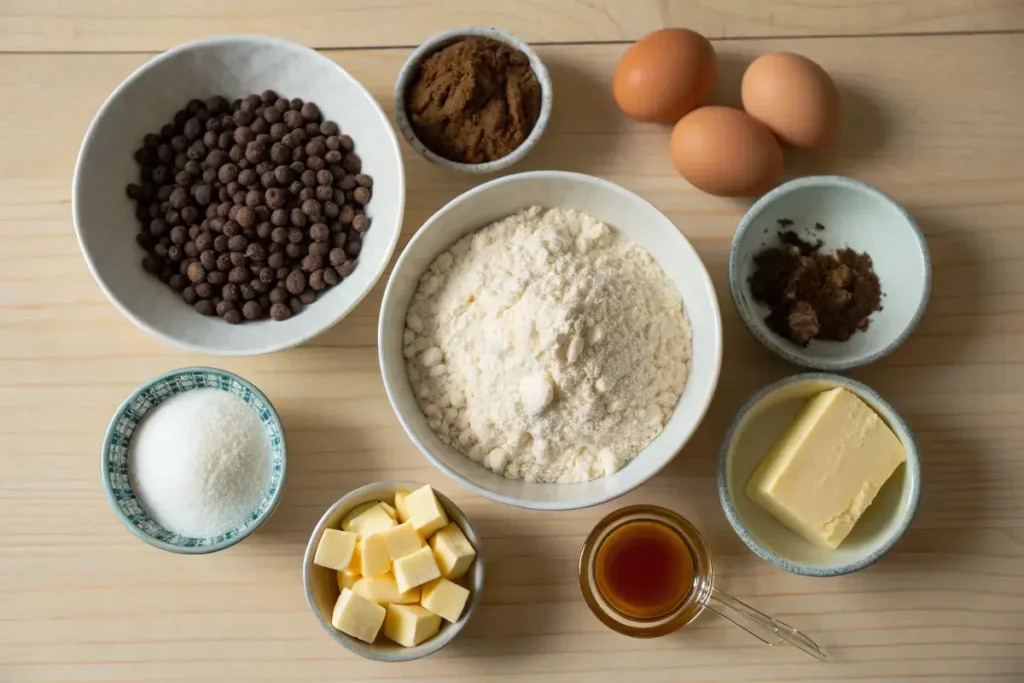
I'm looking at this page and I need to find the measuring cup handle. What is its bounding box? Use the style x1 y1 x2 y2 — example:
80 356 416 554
704 587 828 661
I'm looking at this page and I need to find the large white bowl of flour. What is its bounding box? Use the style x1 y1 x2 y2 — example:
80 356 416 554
379 171 722 510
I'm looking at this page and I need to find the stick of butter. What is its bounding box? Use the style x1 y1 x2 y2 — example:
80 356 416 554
745 387 906 550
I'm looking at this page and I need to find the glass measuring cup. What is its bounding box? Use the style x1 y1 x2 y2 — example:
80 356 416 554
578 505 827 660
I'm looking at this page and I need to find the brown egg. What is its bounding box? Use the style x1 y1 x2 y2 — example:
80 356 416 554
741 52 840 149
613 28 717 123
670 106 783 197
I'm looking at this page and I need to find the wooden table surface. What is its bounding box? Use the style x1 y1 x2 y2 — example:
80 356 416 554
2 2 1023 681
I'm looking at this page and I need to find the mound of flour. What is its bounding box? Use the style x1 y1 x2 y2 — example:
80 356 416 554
404 206 692 483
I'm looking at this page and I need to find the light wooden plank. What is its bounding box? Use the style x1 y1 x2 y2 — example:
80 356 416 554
2 33 1024 682
0 0 1022 52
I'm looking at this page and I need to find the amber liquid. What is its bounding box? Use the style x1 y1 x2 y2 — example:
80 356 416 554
594 520 697 620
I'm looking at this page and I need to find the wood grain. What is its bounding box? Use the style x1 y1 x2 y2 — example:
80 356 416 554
2 16 1024 683
0 0 1022 52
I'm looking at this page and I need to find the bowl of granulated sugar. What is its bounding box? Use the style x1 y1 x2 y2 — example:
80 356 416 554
102 366 286 553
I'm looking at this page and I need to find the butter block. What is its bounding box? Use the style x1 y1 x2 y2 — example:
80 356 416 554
313 529 358 571
420 578 470 624
344 503 397 537
393 545 441 593
404 485 449 538
381 521 425 561
429 522 476 580
337 570 359 591
331 588 386 644
380 501 398 520
383 604 441 648
394 491 411 523
340 501 378 532
745 387 906 549
352 573 420 606
359 531 392 577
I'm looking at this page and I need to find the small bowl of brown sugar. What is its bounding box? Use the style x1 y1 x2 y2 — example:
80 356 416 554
394 27 552 173
730 176 930 371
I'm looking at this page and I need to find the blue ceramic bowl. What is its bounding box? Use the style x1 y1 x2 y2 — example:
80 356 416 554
719 373 921 576
101 366 286 554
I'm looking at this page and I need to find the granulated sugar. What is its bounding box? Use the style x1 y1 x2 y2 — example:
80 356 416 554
129 388 271 538
404 206 692 483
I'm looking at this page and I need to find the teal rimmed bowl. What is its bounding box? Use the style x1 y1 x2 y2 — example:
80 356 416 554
101 366 286 554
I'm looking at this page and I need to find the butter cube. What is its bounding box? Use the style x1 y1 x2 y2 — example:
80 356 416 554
359 531 392 577
380 501 398 519
394 491 411 523
429 522 476 580
337 570 359 591
746 387 906 549
383 604 441 648
420 578 470 623
352 573 420 606
381 521 425 561
392 545 441 593
331 588 385 644
313 529 357 571
341 501 378 532
404 485 449 538
344 503 397 537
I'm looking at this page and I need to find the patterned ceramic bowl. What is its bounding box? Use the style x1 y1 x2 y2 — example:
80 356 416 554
101 366 287 553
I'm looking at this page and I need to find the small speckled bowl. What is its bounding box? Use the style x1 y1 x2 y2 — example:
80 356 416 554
719 373 921 577
303 481 484 662
730 176 930 371
101 366 286 554
393 26 552 173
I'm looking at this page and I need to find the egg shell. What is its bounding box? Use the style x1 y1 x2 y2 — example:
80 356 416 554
613 28 717 123
670 106 783 197
741 52 841 149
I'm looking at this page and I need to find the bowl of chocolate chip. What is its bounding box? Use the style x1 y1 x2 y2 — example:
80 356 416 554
73 35 405 355
730 175 930 371
394 27 552 174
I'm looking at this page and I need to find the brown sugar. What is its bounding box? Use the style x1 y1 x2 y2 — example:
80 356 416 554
749 230 883 346
405 37 542 164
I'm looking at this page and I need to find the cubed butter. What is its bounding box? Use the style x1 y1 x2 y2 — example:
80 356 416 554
344 503 397 537
420 578 470 624
313 529 357 571
331 588 385 644
392 545 441 593
746 387 906 550
380 501 398 520
404 485 449 538
381 521 425 561
394 491 411 523
337 570 359 591
340 501 378 532
359 531 391 576
352 573 420 606
383 604 441 648
429 522 476 580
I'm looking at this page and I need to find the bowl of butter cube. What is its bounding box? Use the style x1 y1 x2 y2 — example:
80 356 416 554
303 481 483 661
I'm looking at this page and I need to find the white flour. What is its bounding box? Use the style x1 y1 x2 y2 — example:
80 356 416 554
404 207 692 483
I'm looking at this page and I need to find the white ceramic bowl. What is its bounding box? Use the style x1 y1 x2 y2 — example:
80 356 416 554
378 171 722 510
719 373 921 576
73 35 405 355
730 176 930 370
393 27 552 174
303 481 483 662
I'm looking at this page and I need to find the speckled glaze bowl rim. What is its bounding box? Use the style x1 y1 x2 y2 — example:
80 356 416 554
100 366 287 554
302 480 484 662
717 372 922 577
728 175 931 371
393 26 553 174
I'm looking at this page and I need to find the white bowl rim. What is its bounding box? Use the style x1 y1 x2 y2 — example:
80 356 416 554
392 26 553 174
378 170 723 510
728 175 931 371
717 371 922 577
301 480 484 661
72 34 407 356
